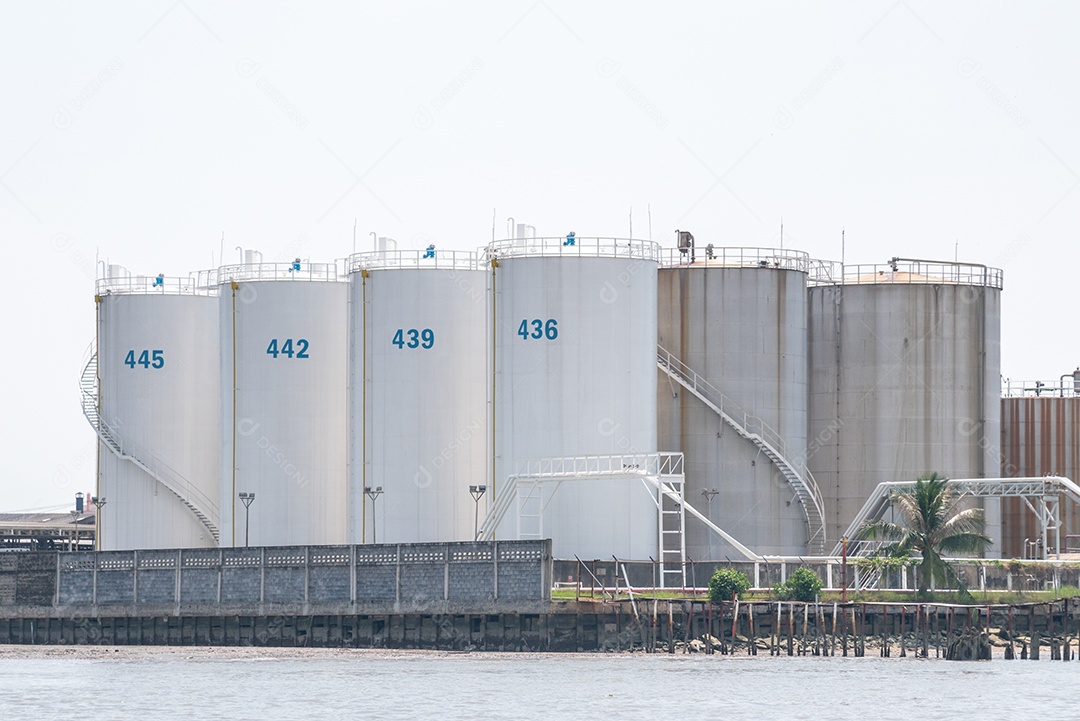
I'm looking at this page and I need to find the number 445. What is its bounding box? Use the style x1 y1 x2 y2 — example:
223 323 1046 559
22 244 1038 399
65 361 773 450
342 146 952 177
124 350 164 369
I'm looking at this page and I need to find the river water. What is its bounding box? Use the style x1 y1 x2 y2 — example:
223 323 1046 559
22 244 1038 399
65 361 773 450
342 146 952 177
0 647 1073 719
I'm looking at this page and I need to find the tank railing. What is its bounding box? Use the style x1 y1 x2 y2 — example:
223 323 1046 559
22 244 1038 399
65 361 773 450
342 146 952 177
807 258 843 284
658 246 810 272
1002 378 1080 398
200 260 346 286
96 275 217 296
516 452 685 479
656 346 818 493
96 414 221 527
657 345 827 553
485 237 661 262
346 249 483 273
810 260 1004 289
79 346 220 535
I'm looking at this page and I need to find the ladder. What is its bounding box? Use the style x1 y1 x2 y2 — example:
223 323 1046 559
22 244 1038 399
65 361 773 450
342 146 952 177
657 345 827 555
80 343 220 542
656 470 687 589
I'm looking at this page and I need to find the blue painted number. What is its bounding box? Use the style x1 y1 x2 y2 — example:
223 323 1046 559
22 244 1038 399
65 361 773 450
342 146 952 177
393 329 434 349
517 319 558 340
124 350 164 369
267 339 309 359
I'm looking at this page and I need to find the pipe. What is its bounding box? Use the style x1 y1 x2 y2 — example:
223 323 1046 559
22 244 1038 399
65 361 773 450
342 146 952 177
361 269 369 543
94 294 102 549
490 257 498 516
230 280 238 547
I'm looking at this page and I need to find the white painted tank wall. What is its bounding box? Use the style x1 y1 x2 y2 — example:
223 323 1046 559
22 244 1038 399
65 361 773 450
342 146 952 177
657 253 810 557
492 239 659 560
219 273 348 547
97 291 220 550
808 273 1002 551
348 252 488 544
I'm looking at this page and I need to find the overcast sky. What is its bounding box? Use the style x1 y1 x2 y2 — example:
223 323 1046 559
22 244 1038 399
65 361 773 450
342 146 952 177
3 2 1078 512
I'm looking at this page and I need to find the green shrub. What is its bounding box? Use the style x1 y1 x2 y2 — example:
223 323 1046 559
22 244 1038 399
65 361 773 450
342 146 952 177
773 567 823 602
708 568 751 602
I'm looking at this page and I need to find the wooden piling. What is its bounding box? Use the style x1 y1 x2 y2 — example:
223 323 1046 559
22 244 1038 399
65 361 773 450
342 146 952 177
1030 606 1039 661
747 603 756 655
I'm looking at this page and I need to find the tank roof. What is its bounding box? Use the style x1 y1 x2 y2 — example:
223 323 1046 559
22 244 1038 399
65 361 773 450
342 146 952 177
347 249 484 273
658 246 810 272
486 237 660 262
809 259 1003 289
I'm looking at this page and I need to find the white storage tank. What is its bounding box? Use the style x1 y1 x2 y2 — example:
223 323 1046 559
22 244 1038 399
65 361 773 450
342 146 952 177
348 249 488 544
807 259 1003 550
217 256 349 547
491 236 660 560
657 247 816 557
93 269 220 550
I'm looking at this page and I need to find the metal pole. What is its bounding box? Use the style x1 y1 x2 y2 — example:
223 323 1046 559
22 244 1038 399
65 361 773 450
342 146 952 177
245 505 250 548
841 537 849 604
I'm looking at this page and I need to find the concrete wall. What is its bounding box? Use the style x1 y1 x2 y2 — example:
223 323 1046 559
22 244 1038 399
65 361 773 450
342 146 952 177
0 540 551 617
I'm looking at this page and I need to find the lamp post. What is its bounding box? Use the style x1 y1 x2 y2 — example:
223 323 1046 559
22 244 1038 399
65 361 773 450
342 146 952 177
238 492 256 547
92 497 107 551
365 486 383 544
701 489 719 560
69 510 81 552
469 485 487 540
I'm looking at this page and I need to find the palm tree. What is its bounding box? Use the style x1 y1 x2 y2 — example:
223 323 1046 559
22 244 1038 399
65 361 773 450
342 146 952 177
857 472 992 598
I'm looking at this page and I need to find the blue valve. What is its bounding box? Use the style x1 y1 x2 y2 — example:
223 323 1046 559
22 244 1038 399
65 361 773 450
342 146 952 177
564 232 576 246
423 244 436 259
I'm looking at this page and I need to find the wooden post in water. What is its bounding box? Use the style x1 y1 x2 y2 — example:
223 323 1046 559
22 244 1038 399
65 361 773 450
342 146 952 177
1005 606 1015 660
816 603 825 656
747 603 756 655
668 601 675 654
1030 605 1039 660
831 603 838 657
899 605 906 657
803 604 812 651
771 602 779 656
841 604 849 656
849 606 856 657
881 605 888 658
787 603 795 656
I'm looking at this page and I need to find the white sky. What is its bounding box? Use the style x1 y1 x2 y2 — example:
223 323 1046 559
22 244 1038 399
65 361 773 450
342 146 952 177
3 2 1078 512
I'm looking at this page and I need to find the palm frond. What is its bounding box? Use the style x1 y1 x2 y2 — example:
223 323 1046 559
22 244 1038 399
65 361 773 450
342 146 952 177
938 531 993 555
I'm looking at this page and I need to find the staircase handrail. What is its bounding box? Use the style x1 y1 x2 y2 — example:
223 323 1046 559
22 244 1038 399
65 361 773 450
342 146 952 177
657 345 825 508
80 346 220 536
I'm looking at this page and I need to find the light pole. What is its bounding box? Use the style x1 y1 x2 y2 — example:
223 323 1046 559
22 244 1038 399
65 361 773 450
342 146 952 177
92 497 107 551
239 492 256 547
69 510 81 552
701 489 719 559
469 485 487 540
365 486 383 544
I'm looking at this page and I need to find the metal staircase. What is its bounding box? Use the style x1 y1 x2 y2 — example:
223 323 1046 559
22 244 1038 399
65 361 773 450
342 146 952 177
477 453 762 587
80 343 220 541
657 345 827 555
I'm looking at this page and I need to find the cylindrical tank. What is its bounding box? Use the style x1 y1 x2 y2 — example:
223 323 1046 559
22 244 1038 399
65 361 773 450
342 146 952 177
347 249 488 544
808 260 1003 550
657 247 811 557
95 270 220 550
491 237 660 560
217 259 349 547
